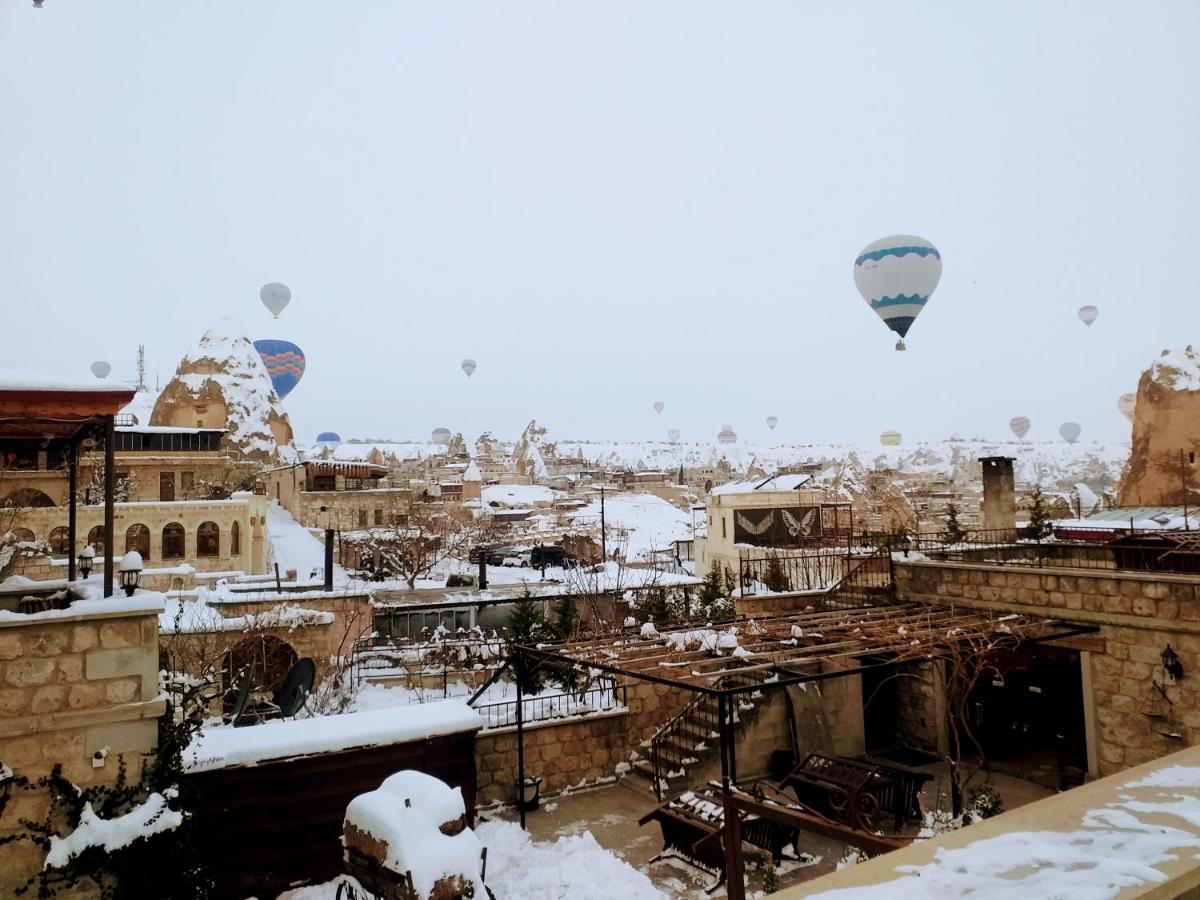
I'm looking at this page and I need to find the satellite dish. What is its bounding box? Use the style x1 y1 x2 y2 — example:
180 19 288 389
880 430 902 446
853 235 942 351
1009 416 1031 440
654 401 664 415
260 283 292 319
90 361 111 379
253 340 306 399
1078 306 1098 328
766 416 778 431
1059 422 1082 444
432 427 452 446
461 359 476 378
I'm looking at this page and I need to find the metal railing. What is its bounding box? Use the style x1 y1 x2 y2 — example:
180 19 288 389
739 549 861 596
908 529 1200 574
817 546 896 611
471 679 625 730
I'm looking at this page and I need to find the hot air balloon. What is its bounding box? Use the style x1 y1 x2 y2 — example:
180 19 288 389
316 431 341 447
1118 393 1136 422
880 430 902 446
717 425 737 445
654 401 664 415
461 359 476 378
253 339 306 399
853 235 942 351
1078 306 1098 328
766 416 778 431
668 429 680 443
1009 416 1031 440
90 361 111 379
260 283 291 319
1059 422 1082 444
432 427 452 446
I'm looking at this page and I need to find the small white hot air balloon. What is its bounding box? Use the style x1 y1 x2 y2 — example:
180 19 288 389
1078 305 1098 328
668 428 680 443
654 400 664 415
880 430 902 446
717 424 737 445
1059 422 1082 444
1009 416 1031 440
260 283 291 318
766 416 778 431
432 427 452 446
90 361 111 379
461 358 476 378
1118 393 1136 422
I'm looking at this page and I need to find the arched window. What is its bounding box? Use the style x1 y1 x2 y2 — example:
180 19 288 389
1 489 55 508
48 526 70 555
230 520 241 556
197 521 219 557
126 524 150 559
162 523 185 559
87 526 106 554
12 528 34 543
222 635 297 713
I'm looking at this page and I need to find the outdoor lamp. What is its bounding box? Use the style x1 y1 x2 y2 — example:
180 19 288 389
896 534 912 558
77 545 96 579
119 551 143 597
1162 644 1185 681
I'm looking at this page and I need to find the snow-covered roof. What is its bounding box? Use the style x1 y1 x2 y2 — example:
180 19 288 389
184 700 482 772
710 473 813 495
0 372 134 394
482 484 560 507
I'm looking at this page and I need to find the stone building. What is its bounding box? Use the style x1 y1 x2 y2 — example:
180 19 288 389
265 459 412 530
1119 345 1200 506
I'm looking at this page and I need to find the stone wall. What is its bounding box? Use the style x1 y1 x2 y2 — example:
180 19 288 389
0 599 165 893
897 558 1200 776
894 659 947 756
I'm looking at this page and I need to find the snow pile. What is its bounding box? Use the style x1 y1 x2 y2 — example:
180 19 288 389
184 700 482 772
159 589 334 634
568 492 691 561
1149 346 1200 392
44 792 183 869
344 772 480 899
482 483 560 507
267 501 348 584
463 460 482 482
476 819 666 900
155 317 296 462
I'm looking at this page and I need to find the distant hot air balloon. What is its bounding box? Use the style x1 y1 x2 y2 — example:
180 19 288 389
260 283 291 319
461 358 476 378
880 430 902 446
316 431 341 447
90 361 111 379
432 427 452 446
766 416 778 431
717 425 737 445
1118 393 1136 422
853 235 942 351
1009 416 1031 440
253 339 306 399
654 401 664 415
1059 422 1082 444
1078 305 1098 328
668 429 680 443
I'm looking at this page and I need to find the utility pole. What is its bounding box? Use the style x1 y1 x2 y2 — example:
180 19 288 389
600 485 607 561
1183 449 1192 531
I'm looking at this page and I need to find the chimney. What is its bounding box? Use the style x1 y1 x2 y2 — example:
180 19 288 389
979 456 1016 532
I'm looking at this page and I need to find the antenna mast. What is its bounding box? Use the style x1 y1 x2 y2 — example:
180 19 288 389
135 345 147 392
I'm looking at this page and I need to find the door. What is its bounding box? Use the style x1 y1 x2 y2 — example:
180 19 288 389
159 471 175 502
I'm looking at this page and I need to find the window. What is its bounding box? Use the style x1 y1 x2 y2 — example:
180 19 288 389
12 528 34 543
197 521 219 557
311 475 336 491
162 523 185 559
358 510 368 528
374 509 384 526
722 516 726 539
230 520 241 555
125 524 150 559
159 472 175 502
48 526 70 554
181 472 195 496
87 526 107 554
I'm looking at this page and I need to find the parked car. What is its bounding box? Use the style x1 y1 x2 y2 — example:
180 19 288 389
502 551 531 568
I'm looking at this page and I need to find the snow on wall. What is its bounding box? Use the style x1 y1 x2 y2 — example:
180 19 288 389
1149 346 1200 392
184 700 482 773
44 792 183 869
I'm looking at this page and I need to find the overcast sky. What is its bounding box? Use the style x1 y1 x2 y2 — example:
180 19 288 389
3 2 1197 447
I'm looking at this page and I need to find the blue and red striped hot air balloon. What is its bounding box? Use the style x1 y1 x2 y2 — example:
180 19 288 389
853 235 942 351
253 339 306 399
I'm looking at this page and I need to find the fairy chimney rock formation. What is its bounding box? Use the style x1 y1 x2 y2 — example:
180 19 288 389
151 317 296 464
1118 346 1200 506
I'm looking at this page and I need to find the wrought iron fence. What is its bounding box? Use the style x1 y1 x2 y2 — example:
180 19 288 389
910 530 1200 574
471 679 625 730
739 549 856 596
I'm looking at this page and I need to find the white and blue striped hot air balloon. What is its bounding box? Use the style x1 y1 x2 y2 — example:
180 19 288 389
853 235 942 351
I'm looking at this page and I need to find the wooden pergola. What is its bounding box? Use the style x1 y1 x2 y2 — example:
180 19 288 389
513 600 1097 899
0 376 136 597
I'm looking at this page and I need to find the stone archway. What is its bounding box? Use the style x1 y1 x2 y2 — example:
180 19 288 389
1 489 55 508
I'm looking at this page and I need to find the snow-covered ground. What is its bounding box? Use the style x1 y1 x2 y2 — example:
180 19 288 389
266 501 348 584
568 492 693 561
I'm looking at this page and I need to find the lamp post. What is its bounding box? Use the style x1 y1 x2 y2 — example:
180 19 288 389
119 551 143 598
77 545 95 580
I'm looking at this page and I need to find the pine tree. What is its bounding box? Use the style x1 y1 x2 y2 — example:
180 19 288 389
943 503 967 545
699 560 725 608
765 553 791 593
553 593 578 640
507 587 546 694
1025 485 1052 539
